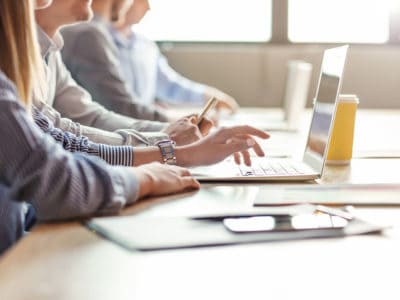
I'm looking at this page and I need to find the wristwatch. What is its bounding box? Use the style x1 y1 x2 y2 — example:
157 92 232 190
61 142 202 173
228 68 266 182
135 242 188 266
156 140 177 165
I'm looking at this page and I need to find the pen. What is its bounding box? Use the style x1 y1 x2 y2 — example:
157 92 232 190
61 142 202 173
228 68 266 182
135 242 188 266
197 96 218 125
315 205 354 220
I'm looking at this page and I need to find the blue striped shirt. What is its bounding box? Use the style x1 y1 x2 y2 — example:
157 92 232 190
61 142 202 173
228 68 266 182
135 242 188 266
32 108 134 166
0 70 140 252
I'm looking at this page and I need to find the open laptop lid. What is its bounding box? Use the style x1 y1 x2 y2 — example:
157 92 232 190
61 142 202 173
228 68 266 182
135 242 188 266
303 45 349 174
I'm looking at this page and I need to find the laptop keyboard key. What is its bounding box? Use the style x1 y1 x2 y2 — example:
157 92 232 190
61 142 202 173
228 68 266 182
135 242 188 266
238 159 308 177
239 166 255 176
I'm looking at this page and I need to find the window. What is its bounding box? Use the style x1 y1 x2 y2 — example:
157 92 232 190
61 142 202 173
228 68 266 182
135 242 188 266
134 0 272 42
288 0 390 43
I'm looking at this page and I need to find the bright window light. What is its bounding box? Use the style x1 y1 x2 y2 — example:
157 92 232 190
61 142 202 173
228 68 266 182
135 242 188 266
134 0 272 42
288 0 390 43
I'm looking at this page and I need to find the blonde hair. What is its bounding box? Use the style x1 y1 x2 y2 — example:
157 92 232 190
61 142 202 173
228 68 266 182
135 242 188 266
0 0 44 107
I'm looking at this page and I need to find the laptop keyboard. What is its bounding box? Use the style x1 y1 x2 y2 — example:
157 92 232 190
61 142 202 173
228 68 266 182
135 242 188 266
238 160 307 176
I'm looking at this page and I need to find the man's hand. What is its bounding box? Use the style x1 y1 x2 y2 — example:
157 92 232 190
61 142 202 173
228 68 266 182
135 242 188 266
163 115 213 146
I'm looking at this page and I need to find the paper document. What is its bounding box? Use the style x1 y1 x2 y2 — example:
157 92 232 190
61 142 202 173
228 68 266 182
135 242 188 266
353 149 400 159
254 183 400 206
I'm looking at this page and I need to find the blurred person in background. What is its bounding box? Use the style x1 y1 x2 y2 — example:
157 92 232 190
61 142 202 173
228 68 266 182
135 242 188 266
111 0 239 113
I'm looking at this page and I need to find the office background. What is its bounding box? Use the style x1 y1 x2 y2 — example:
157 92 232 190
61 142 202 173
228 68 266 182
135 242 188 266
137 0 400 108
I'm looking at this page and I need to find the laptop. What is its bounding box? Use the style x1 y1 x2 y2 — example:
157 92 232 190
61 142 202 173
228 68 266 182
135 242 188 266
191 45 349 182
220 60 313 131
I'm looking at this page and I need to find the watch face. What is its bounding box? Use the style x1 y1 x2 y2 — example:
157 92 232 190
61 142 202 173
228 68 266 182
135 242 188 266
157 140 177 165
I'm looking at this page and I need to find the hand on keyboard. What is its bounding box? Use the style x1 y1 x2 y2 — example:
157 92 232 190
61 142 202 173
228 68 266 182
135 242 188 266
178 125 270 167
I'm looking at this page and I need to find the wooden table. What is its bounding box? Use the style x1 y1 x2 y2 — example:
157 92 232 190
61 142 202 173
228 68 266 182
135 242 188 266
1 109 400 300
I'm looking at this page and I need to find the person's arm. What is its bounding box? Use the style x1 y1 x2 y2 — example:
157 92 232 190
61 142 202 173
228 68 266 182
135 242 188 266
35 99 169 146
51 50 167 132
33 98 269 169
61 25 168 122
33 107 135 166
132 125 270 167
0 80 139 221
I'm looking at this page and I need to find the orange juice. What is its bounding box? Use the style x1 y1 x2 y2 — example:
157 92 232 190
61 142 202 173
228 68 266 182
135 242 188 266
326 94 359 165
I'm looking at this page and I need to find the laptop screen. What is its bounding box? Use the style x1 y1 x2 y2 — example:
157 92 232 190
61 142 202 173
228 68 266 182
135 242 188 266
303 46 349 173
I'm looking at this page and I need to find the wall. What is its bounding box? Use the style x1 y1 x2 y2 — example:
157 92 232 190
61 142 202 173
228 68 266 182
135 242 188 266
161 44 400 108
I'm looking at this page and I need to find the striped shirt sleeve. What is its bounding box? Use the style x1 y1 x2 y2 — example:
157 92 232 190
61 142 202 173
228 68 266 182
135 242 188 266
32 107 134 166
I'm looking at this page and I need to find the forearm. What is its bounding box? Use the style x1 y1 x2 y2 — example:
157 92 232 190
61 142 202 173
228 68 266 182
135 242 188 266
132 147 163 166
0 98 139 221
80 125 170 147
35 102 169 147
